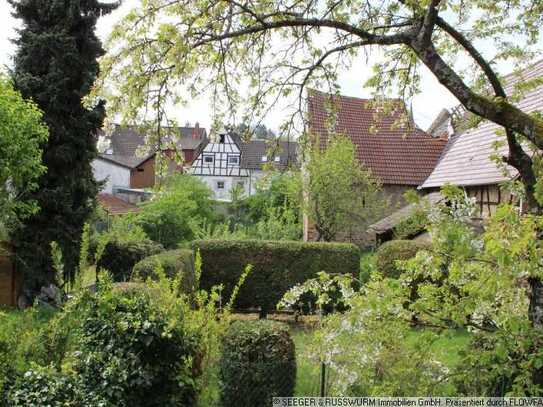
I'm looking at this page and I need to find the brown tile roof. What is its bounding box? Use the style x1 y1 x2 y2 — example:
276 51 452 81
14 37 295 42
240 139 299 170
98 125 208 169
307 90 448 186
97 193 140 216
421 59 543 189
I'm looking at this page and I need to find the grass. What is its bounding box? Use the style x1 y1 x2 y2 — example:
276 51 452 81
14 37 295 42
292 325 321 396
291 323 471 396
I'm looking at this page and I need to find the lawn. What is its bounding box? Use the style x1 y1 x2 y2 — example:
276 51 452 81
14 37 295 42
292 323 471 396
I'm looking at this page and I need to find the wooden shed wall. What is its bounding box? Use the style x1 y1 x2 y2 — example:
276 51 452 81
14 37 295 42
0 245 19 306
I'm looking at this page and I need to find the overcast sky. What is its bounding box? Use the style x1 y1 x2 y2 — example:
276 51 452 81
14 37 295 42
0 1 461 132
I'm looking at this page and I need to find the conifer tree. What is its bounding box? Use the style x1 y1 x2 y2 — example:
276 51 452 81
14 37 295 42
8 0 118 297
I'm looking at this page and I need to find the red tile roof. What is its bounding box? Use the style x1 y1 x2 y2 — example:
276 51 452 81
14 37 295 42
307 90 448 186
97 193 139 216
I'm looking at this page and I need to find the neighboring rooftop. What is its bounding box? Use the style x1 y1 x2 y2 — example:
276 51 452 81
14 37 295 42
368 191 443 235
421 59 543 189
307 90 448 186
240 139 298 170
97 193 140 216
98 124 208 168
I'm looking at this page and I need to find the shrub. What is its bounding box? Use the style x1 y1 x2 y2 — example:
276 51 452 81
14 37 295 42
192 239 360 316
96 238 163 281
219 320 296 406
132 249 195 293
136 174 216 248
6 367 105 406
375 239 430 279
69 282 200 406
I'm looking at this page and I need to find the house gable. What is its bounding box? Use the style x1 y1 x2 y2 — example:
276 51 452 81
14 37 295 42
191 131 250 177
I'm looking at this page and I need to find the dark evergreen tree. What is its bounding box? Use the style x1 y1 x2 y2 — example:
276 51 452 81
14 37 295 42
8 0 118 297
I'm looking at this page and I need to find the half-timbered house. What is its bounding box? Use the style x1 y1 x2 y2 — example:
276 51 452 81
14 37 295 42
190 129 298 201
420 59 543 217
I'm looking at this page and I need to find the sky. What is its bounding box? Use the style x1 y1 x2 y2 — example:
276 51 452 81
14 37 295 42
0 1 461 132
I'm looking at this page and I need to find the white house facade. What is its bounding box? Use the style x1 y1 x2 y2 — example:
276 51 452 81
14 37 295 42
191 130 298 201
92 157 131 194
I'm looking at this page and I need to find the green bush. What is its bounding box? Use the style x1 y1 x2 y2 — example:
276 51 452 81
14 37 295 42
70 282 200 406
136 174 216 248
375 239 430 279
132 249 195 293
219 320 296 406
96 238 163 281
6 367 105 406
3 283 201 407
192 239 360 316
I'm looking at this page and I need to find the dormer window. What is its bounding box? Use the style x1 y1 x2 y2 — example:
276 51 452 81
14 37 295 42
261 156 268 162
219 134 225 143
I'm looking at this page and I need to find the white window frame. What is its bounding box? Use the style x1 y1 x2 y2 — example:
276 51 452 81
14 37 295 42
228 155 240 165
203 155 214 164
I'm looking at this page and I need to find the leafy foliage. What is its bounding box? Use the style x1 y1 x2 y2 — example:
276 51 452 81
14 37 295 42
0 74 48 230
9 0 118 293
97 238 164 282
305 135 383 241
136 174 216 248
225 171 303 241
68 281 200 406
219 320 296 406
375 239 431 279
132 249 196 293
192 239 360 316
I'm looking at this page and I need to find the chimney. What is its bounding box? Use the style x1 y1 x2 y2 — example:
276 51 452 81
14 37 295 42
193 121 200 139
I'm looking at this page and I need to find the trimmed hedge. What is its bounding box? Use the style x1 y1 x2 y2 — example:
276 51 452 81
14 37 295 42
219 320 296 406
96 239 164 282
375 239 430 279
132 249 196 293
192 239 360 316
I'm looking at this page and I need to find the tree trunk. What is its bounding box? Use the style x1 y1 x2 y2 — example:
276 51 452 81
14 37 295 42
529 277 543 329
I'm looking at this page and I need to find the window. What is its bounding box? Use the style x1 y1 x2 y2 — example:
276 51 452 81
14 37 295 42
261 156 268 162
228 156 239 165
204 155 214 164
217 181 225 189
219 134 225 143
274 156 281 163
137 168 144 172
237 181 244 188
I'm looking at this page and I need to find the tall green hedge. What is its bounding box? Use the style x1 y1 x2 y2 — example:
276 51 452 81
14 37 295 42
191 240 360 316
219 320 296 406
132 249 195 293
96 239 164 282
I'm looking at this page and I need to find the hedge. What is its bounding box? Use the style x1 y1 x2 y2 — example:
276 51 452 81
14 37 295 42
96 239 164 282
132 249 196 293
375 239 430 279
191 239 360 316
219 320 296 406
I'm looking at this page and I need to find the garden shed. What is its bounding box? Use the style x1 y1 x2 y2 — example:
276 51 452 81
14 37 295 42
0 243 20 306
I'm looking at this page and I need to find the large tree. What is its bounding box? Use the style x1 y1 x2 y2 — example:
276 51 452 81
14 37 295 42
97 1 543 319
305 135 382 242
9 0 118 296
